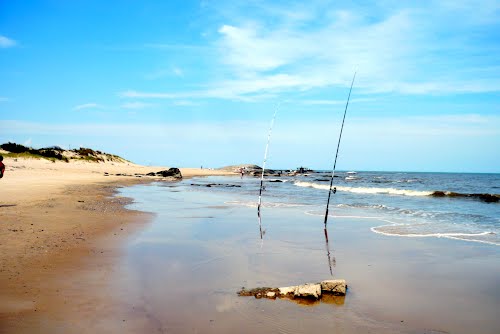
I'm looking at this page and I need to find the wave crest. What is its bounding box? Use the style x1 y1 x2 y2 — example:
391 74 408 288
294 181 500 202
294 181 433 197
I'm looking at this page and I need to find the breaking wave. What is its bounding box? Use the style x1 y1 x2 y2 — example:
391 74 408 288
294 181 433 197
294 181 500 202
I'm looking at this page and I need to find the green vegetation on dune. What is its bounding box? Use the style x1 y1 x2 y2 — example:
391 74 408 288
0 142 130 164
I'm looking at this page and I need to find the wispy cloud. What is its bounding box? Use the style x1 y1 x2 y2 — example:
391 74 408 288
144 66 185 80
0 35 16 48
301 98 376 105
123 1 500 100
73 103 104 111
0 97 9 102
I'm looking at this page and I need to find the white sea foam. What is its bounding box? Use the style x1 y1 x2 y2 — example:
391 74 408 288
294 181 433 197
372 227 499 246
304 210 500 246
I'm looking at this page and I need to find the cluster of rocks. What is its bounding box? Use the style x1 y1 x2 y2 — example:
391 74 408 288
145 168 182 178
190 183 241 188
238 279 346 301
431 191 499 203
103 168 182 179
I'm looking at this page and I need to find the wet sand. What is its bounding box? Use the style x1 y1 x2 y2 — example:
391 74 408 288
0 157 235 333
114 181 500 333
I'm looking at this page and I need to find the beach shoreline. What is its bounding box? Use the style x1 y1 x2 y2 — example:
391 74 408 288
1 158 498 333
0 157 235 332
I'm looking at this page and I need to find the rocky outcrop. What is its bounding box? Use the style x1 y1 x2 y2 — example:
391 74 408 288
238 279 347 302
155 168 182 178
144 168 182 178
107 168 183 179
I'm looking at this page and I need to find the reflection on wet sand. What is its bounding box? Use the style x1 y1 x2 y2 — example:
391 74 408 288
290 293 345 306
324 227 336 276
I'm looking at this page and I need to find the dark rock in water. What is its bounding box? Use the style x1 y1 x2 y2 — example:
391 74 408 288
314 178 330 182
191 183 241 188
156 168 182 179
269 180 283 183
431 191 499 203
475 193 499 203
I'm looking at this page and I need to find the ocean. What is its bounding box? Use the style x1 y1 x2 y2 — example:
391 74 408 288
183 171 500 246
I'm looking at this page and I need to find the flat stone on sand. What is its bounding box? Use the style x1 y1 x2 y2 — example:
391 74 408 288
278 286 296 296
321 279 347 295
294 283 322 299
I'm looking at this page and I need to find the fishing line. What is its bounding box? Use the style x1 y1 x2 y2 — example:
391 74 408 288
257 103 280 239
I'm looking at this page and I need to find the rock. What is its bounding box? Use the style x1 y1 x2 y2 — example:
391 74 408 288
294 284 322 299
146 172 156 176
155 168 182 179
321 279 347 295
266 292 276 299
278 286 296 296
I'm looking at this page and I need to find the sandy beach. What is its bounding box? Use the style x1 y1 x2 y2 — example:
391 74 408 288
0 156 235 333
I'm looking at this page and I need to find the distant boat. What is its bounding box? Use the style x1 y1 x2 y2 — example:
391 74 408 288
347 171 357 175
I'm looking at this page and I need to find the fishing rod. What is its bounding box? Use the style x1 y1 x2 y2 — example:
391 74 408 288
323 72 356 229
257 104 279 239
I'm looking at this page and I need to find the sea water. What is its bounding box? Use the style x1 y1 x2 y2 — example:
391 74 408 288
183 171 500 246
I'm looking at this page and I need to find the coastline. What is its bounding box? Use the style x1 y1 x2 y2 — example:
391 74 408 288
0 157 235 332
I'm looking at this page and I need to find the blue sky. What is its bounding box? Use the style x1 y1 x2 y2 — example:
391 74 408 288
0 0 499 172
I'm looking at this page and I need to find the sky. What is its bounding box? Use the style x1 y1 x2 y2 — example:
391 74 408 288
0 0 499 172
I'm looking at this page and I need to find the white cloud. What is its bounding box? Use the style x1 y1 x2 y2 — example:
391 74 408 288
0 35 16 48
124 2 500 100
73 103 104 111
113 1 500 103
